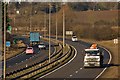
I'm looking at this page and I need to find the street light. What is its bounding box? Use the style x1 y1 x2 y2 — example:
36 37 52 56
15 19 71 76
56 4 58 42
44 9 47 37
30 3 32 32
3 2 6 80
48 3 51 63
14 7 19 34
62 3 65 48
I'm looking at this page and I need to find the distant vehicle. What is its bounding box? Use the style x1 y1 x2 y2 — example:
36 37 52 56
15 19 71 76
84 44 103 68
40 35 43 38
30 32 40 43
26 47 34 54
72 36 78 42
38 43 46 49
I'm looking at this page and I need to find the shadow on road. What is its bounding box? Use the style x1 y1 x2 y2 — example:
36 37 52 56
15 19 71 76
102 63 120 68
84 64 120 69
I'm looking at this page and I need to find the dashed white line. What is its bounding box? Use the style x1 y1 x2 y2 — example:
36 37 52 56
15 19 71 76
7 51 25 61
75 71 78 73
39 45 78 79
70 75 72 77
80 68 83 70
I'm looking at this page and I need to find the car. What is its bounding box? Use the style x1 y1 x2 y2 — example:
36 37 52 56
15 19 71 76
38 43 46 49
25 47 34 54
72 36 78 42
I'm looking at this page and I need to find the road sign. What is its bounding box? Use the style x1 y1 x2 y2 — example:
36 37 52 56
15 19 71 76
113 39 118 44
66 31 73 36
6 41 10 47
13 39 17 44
7 25 12 34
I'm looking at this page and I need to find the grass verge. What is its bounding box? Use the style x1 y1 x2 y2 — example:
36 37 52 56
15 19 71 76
1 47 25 61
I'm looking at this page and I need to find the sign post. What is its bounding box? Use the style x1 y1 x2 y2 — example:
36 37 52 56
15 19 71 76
3 3 7 79
6 41 10 51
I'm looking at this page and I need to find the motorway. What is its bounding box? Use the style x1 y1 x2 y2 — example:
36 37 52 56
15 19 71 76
1 36 111 79
1 36 55 74
43 38 111 79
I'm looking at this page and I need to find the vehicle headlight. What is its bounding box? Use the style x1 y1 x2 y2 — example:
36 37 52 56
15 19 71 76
97 53 100 55
85 62 88 64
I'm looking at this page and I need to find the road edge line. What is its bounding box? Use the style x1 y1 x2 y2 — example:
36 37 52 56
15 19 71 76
39 45 77 79
94 46 112 80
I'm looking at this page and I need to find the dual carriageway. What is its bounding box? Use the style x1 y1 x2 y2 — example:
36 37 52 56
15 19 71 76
1 36 111 79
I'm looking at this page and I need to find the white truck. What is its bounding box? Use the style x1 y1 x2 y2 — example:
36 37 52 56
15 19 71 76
84 44 103 67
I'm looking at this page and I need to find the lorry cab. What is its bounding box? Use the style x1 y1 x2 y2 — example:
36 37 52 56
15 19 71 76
85 49 100 55
84 44 103 68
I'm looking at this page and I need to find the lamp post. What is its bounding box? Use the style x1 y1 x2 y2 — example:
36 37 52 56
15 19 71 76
3 2 6 80
30 3 32 32
44 10 46 37
56 4 58 42
62 3 65 48
48 3 51 63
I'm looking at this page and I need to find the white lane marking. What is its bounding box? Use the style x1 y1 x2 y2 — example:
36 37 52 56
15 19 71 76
70 75 72 77
94 46 112 80
50 46 57 57
8 43 56 69
7 51 25 61
26 51 40 60
8 43 57 68
28 44 56 61
39 45 78 79
76 71 78 73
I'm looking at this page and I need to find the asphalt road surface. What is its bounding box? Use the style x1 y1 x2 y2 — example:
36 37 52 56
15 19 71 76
1 36 55 69
43 38 111 79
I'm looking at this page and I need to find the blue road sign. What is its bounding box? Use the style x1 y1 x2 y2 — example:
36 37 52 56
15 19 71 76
6 41 10 47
